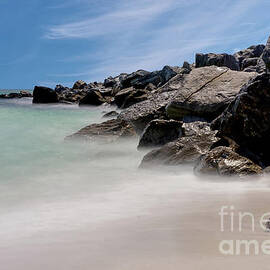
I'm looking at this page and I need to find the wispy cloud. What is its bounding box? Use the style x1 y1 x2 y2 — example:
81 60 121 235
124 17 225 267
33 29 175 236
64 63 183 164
44 0 270 85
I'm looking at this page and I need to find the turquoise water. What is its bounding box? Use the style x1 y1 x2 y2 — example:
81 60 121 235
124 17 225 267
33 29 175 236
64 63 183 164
1 98 270 270
0 98 102 181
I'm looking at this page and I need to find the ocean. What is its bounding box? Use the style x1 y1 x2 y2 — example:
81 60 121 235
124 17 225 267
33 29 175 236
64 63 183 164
1 97 270 269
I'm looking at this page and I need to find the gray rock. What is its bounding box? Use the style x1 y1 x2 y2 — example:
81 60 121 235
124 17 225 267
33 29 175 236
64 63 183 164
102 111 119 118
140 121 217 168
194 146 262 176
165 66 256 121
32 86 59 104
66 119 136 142
195 53 240 71
138 119 183 149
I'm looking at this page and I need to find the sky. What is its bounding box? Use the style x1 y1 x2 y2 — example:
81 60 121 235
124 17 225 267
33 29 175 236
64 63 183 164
0 0 270 89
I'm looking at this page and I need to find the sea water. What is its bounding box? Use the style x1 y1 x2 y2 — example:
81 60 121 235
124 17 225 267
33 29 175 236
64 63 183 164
1 97 270 270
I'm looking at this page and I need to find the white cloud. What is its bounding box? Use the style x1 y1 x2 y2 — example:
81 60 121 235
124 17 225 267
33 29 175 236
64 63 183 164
44 0 270 84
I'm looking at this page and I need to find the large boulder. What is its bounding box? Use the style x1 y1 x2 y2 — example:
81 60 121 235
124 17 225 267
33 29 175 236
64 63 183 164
121 70 151 89
234 44 265 70
212 73 270 167
195 53 240 71
79 90 106 106
165 66 256 121
32 86 59 103
194 146 262 176
72 80 87 89
138 119 183 149
140 121 217 168
66 119 136 142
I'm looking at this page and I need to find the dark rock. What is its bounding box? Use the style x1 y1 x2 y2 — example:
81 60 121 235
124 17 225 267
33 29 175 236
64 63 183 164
114 87 148 108
32 86 59 104
19 90 32 97
242 57 259 70
73 80 87 89
182 61 192 71
234 45 265 70
195 53 240 71
66 119 136 142
165 66 256 121
212 73 270 167
194 146 262 176
262 36 270 73
55 84 70 93
121 89 148 108
121 70 151 89
140 121 217 168
79 90 106 106
0 91 33 99
102 111 119 118
138 119 183 149
120 66 183 90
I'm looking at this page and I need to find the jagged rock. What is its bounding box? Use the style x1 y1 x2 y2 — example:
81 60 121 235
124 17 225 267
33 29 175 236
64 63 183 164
242 57 259 70
102 111 119 118
211 73 270 167
165 66 256 121
114 87 148 108
55 84 70 93
195 53 240 71
234 45 265 70
138 119 183 149
79 90 106 106
194 147 262 176
120 66 182 90
118 67 193 133
140 121 217 168
182 61 192 71
182 121 211 136
121 70 151 89
32 86 59 103
66 119 136 142
73 80 87 89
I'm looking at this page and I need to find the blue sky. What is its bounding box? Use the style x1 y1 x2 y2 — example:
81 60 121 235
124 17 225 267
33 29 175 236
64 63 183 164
0 0 270 89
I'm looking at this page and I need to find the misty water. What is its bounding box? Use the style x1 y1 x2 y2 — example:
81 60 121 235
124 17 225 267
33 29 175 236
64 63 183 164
1 97 270 269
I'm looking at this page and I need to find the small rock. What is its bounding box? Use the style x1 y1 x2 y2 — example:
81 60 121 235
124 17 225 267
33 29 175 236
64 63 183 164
194 147 263 176
73 80 87 90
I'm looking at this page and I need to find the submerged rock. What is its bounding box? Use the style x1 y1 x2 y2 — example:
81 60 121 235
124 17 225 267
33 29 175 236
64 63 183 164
0 90 32 99
194 146 262 176
66 119 136 142
140 121 217 168
138 119 183 149
32 86 58 103
102 111 119 118
195 53 240 71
